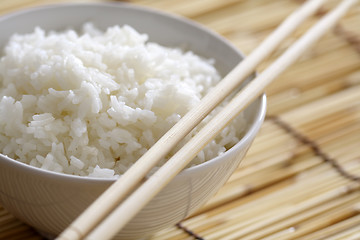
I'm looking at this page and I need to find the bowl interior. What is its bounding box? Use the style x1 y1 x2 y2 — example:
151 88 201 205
0 2 264 181
0 3 240 76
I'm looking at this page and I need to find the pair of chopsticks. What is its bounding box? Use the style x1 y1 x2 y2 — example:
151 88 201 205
58 0 358 239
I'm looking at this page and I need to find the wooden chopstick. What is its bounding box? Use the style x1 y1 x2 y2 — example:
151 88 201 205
56 0 349 239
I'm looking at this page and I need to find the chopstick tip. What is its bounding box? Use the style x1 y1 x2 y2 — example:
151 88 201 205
57 226 84 240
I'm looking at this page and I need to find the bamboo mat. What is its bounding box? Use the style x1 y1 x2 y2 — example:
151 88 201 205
1 0 360 239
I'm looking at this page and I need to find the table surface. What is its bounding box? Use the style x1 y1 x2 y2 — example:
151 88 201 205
0 0 360 239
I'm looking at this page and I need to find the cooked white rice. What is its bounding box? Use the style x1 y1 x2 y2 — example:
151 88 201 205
0 23 246 178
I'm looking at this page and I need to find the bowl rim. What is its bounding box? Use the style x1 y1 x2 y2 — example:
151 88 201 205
0 2 267 183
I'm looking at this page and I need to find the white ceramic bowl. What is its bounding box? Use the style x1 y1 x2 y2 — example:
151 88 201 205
0 3 266 240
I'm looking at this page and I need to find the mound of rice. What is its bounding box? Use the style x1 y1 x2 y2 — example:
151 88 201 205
0 23 246 178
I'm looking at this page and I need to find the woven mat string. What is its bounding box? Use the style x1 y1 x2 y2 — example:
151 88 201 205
267 115 360 182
